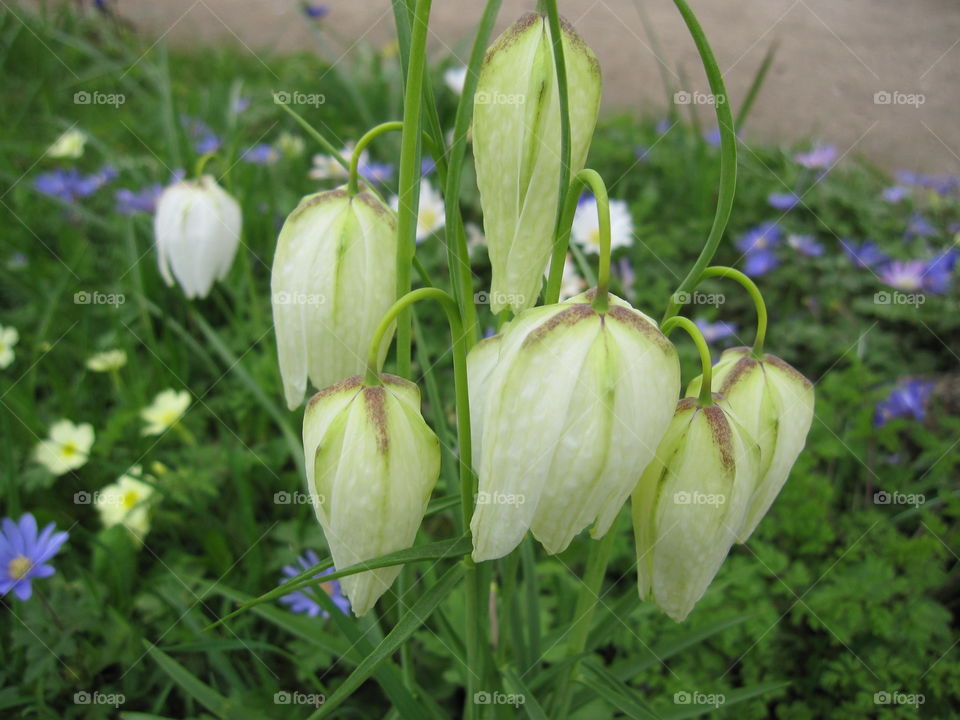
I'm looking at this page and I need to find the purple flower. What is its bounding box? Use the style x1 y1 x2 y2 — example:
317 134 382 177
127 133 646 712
743 249 780 276
906 214 937 239
695 318 738 343
874 379 934 427
794 144 838 169
182 116 222 155
303 3 328 19
420 157 436 176
880 260 926 291
655 118 671 134
895 171 958 196
231 96 251 114
634 146 650 162
768 191 801 211
843 240 889 269
703 127 722 147
922 249 957 294
34 166 116 203
787 234 824 257
278 550 350 617
195 134 222 155
115 184 163 215
360 161 394 185
241 144 279 166
882 186 909 203
0 513 68 601
736 222 783 253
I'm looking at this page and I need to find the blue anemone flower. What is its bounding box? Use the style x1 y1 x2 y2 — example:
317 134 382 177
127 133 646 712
874 379 934 427
279 550 350 617
0 513 69 601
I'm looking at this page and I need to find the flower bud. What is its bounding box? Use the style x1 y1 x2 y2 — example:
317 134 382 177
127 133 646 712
473 13 601 313
469 292 679 561
303 374 440 616
272 187 397 409
686 348 814 542
632 398 760 622
154 175 242 299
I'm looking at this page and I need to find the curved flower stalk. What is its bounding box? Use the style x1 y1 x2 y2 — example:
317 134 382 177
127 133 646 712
302 374 440 616
469 291 680 561
271 186 397 409
687 348 814 541
632 396 760 622
154 175 242 299
473 12 601 313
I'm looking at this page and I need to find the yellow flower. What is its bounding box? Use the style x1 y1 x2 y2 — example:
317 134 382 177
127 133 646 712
0 325 19 369
140 389 190 436
34 420 94 475
95 466 155 542
85 349 127 372
46 128 86 159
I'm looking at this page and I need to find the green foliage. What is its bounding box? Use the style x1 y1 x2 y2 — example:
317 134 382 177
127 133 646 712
0 4 957 719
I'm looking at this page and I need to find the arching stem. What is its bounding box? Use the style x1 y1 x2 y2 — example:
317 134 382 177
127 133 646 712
546 169 612 311
700 265 767 357
661 316 713 406
348 121 402 195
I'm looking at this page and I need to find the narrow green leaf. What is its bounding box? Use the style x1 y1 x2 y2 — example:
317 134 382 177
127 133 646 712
310 562 467 718
501 665 550 720
144 642 271 720
578 661 662 720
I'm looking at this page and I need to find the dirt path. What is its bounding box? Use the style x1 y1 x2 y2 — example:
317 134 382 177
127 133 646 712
110 0 960 172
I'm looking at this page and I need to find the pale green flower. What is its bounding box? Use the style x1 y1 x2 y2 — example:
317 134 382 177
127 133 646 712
46 128 86 159
0 325 19 369
34 420 94 475
95 466 156 543
85 349 127 373
140 389 190 436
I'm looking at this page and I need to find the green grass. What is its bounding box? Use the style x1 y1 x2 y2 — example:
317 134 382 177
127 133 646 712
0 4 958 719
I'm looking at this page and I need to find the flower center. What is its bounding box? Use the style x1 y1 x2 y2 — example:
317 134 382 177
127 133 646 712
589 228 600 248
420 209 436 232
8 554 32 580
122 490 140 509
320 580 335 597
60 442 78 457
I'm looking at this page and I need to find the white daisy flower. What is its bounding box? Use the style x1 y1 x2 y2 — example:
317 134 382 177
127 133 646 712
571 195 634 254
390 179 446 241
34 420 94 476
140 389 190 436
0 325 19 369
95 466 156 542
46 128 86 159
86 349 127 373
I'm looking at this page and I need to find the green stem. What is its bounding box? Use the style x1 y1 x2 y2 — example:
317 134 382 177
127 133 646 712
661 315 713 406
444 0 502 347
554 526 616 719
543 0 572 272
275 100 349 171
394 0 432 379
700 265 767 356
546 169 611 310
661 0 738 324
348 121 403 195
194 152 216 178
